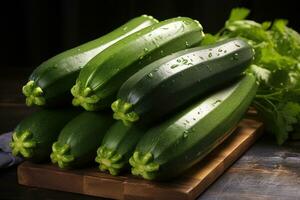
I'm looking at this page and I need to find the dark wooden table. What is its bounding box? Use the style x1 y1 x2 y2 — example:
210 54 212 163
1 68 300 200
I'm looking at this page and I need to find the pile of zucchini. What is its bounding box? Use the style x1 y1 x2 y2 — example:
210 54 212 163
11 14 257 181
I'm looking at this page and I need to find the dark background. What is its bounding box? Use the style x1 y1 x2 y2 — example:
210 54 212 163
2 0 299 69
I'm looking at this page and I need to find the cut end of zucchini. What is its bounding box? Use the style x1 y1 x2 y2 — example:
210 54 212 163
111 99 139 126
22 80 46 106
10 131 37 158
129 151 159 180
95 146 125 176
71 83 101 111
50 142 75 169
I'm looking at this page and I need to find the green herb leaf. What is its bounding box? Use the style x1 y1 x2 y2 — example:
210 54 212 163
200 33 218 45
228 7 250 21
216 7 300 144
252 99 289 145
225 20 272 43
280 102 300 130
255 43 298 71
249 65 271 86
261 21 272 30
271 19 300 60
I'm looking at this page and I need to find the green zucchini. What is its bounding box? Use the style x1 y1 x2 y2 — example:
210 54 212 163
50 112 113 168
10 109 80 162
112 38 254 126
95 121 144 175
71 17 204 111
129 74 258 180
22 15 158 107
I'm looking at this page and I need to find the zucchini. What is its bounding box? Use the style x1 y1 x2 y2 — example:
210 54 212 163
22 15 158 107
112 38 254 126
50 112 113 168
95 121 144 175
10 109 80 162
71 17 204 111
129 74 258 180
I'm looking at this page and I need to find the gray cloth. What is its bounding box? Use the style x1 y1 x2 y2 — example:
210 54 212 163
0 132 23 168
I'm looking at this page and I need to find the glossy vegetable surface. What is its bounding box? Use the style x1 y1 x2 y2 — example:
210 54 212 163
51 112 113 168
23 15 158 106
72 17 204 111
95 121 144 175
130 74 258 180
112 38 253 126
10 109 80 162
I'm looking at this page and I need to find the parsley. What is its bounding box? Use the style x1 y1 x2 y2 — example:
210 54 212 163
203 8 300 144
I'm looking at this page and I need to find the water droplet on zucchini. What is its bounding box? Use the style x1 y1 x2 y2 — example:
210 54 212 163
185 41 189 47
206 65 212 72
170 64 179 69
213 99 222 105
183 130 188 138
233 53 239 60
182 58 188 65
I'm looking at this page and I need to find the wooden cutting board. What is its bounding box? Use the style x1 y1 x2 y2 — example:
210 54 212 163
18 118 263 200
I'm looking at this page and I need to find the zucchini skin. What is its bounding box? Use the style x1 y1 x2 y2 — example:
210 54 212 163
95 121 144 175
22 15 158 107
10 109 80 162
129 74 258 180
50 112 114 169
112 38 254 126
71 17 204 111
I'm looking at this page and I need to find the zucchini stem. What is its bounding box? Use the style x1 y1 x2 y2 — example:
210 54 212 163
50 142 74 169
129 151 159 180
71 82 101 111
10 131 37 158
111 99 139 126
95 146 125 176
22 80 46 106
